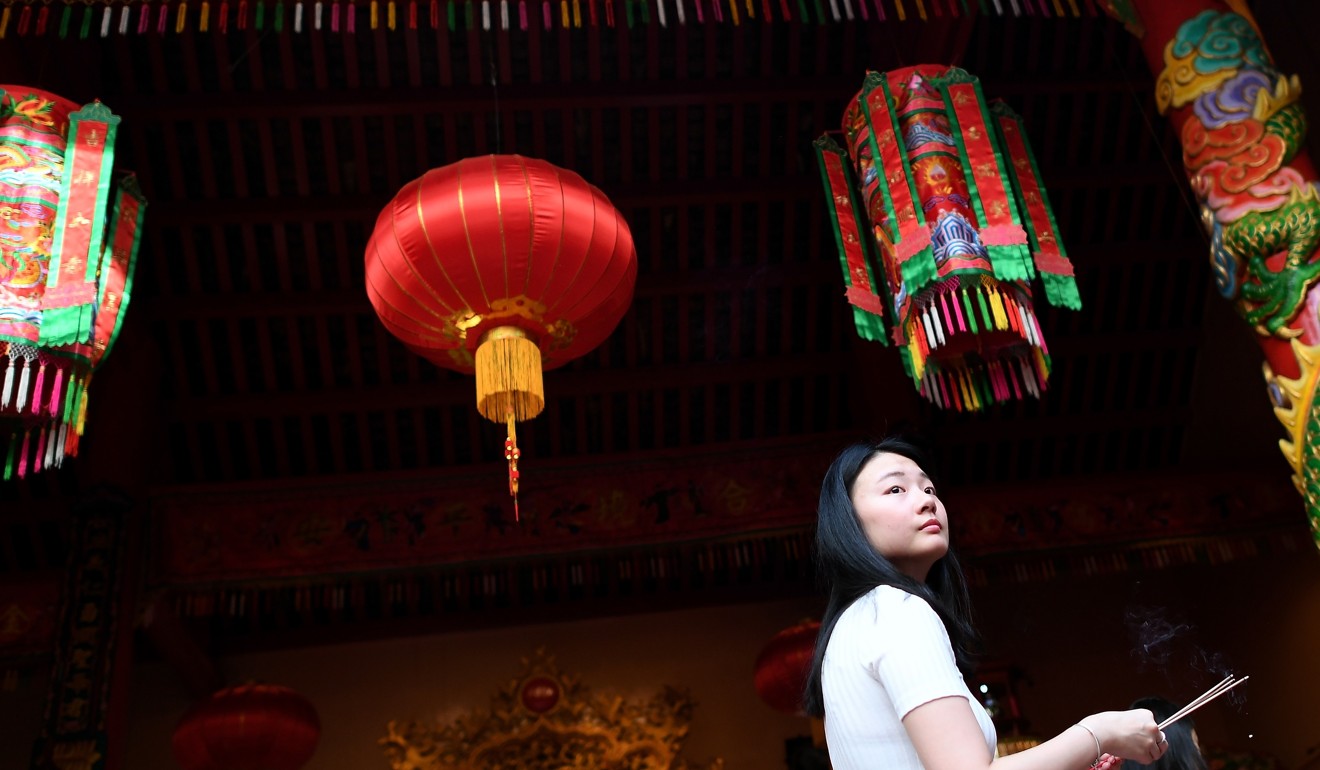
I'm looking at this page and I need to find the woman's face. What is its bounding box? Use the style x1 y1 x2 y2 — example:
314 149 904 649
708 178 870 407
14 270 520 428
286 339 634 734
850 452 949 581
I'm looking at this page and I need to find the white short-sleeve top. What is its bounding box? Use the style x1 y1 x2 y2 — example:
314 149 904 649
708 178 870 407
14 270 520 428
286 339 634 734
822 585 997 770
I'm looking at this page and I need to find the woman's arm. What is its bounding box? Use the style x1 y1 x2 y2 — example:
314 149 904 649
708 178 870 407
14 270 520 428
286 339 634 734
903 696 1166 770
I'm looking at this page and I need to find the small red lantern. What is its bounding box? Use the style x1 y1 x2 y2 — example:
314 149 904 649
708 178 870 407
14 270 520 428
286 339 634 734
364 155 638 516
520 675 561 713
171 683 321 770
753 619 821 715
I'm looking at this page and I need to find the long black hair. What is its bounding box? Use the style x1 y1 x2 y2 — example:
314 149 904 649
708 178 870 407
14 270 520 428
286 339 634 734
1120 697 1207 770
802 436 979 718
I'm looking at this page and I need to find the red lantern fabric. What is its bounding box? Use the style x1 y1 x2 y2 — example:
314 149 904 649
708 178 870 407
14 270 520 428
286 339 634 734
364 154 638 377
753 619 821 715
172 683 321 770
364 155 637 513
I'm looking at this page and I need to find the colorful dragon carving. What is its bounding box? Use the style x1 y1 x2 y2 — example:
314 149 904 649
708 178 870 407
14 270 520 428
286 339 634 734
1106 0 1320 545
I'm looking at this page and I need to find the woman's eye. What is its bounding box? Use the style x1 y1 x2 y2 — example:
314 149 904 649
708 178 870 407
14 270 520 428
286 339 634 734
887 485 903 494
924 486 937 495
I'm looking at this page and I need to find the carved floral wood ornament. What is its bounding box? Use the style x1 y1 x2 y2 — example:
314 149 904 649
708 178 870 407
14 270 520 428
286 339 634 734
380 650 723 770
1100 0 1320 546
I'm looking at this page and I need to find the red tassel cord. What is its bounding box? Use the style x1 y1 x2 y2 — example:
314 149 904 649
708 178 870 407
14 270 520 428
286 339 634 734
504 415 522 522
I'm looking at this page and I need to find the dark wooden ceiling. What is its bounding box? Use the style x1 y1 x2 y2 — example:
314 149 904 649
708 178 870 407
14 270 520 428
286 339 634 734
0 6 1307 650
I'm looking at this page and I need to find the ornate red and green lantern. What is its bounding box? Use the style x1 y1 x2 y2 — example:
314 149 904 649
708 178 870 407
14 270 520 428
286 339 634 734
815 66 1079 412
364 155 637 516
0 86 145 480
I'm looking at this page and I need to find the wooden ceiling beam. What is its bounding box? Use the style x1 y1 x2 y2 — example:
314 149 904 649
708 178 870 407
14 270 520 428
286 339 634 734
147 265 837 319
144 163 1176 225
162 320 1202 425
164 352 853 421
105 71 1149 122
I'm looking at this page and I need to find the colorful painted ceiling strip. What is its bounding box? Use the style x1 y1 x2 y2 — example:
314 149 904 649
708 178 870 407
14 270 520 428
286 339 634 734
815 65 1079 411
0 87 145 480
1098 0 1320 547
0 0 1103 35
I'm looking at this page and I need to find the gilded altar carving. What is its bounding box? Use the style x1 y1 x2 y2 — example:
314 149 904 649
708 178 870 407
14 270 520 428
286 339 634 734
380 649 724 770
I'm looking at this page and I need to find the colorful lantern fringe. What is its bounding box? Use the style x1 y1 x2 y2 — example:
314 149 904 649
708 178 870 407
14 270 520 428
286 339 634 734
0 87 145 480
815 66 1079 411
0 0 1104 36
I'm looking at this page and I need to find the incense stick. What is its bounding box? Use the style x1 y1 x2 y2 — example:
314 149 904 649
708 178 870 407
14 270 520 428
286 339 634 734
1157 675 1249 730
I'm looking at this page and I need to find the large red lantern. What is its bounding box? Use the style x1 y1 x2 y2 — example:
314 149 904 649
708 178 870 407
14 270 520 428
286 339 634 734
172 683 321 770
364 155 638 514
753 619 821 715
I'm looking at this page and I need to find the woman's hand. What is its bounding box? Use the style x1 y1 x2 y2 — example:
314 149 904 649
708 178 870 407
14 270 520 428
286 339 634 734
1092 754 1122 770
1081 709 1167 764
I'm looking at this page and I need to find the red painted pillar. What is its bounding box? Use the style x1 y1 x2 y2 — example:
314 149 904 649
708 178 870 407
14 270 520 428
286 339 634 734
1107 0 1320 543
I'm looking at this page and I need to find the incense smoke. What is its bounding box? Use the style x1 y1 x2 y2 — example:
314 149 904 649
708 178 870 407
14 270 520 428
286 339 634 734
1125 604 1246 708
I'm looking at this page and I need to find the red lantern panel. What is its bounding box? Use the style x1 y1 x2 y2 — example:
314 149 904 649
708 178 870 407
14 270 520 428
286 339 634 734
172 683 321 770
364 154 638 373
753 620 821 715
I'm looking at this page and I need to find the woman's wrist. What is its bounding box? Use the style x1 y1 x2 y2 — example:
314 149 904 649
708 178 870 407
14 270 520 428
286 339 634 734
1074 722 1102 769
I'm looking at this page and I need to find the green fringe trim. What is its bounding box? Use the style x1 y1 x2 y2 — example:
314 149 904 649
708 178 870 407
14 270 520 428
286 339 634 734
3 435 13 482
1040 271 1082 311
898 246 939 298
988 244 1033 283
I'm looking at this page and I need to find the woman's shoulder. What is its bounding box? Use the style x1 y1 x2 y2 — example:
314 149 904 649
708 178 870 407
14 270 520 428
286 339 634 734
845 584 935 619
832 586 945 652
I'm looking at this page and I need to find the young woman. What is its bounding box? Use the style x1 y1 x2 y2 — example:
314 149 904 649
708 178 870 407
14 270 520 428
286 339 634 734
804 437 1168 770
1120 697 1207 770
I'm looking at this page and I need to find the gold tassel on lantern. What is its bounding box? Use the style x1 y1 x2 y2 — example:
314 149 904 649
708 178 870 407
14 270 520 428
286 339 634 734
475 326 544 520
475 326 545 421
